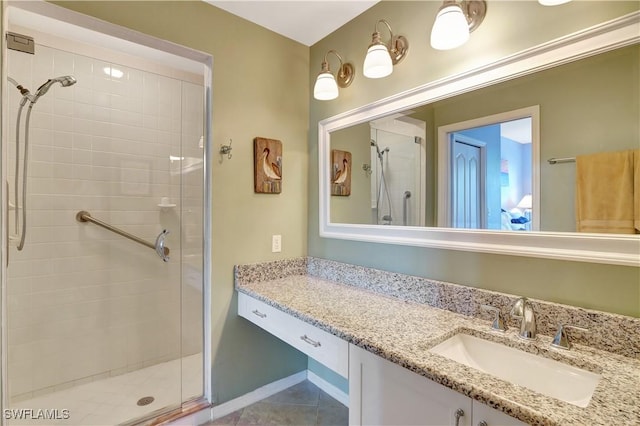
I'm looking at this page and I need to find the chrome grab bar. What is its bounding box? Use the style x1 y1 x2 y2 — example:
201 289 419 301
76 210 170 262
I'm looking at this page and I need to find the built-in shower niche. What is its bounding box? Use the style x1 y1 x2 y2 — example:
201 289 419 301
4 7 205 424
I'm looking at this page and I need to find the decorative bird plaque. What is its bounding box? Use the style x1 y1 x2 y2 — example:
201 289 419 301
254 137 282 194
331 149 351 196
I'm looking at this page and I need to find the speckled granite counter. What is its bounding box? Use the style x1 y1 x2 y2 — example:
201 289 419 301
235 258 640 426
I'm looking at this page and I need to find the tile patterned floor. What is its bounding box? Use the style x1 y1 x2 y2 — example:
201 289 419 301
206 381 348 426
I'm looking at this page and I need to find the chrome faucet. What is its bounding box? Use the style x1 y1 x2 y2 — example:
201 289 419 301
510 297 537 340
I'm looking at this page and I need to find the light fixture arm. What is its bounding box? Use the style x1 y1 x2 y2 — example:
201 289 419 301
458 0 487 33
370 19 409 65
321 50 354 88
372 19 394 48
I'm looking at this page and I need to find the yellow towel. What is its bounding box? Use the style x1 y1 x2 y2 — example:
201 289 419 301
576 150 637 234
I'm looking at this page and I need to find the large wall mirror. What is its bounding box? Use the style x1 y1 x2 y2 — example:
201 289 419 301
319 13 640 266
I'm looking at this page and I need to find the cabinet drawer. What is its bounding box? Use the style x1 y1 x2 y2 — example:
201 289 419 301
238 292 348 378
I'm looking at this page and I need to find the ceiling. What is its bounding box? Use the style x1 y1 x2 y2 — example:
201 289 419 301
204 1 380 46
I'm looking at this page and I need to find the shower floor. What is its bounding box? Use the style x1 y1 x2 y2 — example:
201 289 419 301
8 353 203 426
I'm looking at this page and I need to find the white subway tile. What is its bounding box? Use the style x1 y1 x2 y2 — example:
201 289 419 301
75 85 92 105
53 115 74 133
73 55 93 76
30 111 54 130
93 105 111 123
52 147 73 164
93 91 111 108
54 130 74 148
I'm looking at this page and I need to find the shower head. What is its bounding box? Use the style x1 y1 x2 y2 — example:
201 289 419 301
33 76 77 101
371 139 390 161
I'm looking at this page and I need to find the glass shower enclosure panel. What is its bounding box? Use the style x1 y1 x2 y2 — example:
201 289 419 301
2 8 205 424
370 128 423 226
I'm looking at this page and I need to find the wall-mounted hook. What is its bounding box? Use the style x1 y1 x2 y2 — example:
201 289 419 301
219 139 233 160
362 163 372 176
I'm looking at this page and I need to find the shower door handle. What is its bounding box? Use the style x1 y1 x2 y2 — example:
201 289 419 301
155 229 170 262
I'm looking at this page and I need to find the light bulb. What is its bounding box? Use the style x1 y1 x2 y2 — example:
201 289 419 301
430 4 470 50
363 44 393 79
314 71 339 100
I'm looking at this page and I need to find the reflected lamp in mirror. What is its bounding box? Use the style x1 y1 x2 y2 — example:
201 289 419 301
430 0 487 51
517 194 533 211
517 194 533 223
363 19 409 79
313 50 355 101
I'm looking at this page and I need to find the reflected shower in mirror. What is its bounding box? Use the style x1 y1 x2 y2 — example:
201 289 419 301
329 43 639 233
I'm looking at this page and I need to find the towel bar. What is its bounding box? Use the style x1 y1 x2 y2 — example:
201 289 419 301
547 157 576 164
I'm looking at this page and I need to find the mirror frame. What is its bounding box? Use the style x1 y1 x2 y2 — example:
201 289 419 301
319 12 640 267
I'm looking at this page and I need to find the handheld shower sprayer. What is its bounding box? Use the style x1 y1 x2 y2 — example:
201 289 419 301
32 76 77 102
8 74 77 251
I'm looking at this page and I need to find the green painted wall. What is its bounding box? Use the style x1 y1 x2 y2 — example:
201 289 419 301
308 1 640 317
48 1 310 404
330 122 371 224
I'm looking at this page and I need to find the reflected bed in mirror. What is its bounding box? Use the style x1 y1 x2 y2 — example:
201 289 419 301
319 13 640 266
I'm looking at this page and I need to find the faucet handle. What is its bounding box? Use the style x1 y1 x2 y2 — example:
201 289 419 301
480 305 507 332
510 296 529 318
551 324 589 350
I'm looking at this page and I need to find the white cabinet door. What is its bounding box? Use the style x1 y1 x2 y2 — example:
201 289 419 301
472 401 528 426
349 344 472 426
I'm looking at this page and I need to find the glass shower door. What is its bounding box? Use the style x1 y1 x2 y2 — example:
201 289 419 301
3 9 205 423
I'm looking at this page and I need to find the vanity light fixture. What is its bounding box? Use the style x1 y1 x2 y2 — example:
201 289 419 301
313 50 355 101
430 0 487 51
363 19 409 79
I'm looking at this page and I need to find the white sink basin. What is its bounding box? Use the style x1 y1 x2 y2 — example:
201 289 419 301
429 333 601 407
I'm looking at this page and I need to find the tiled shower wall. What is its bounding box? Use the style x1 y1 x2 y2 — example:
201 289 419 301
371 128 423 226
6 42 203 399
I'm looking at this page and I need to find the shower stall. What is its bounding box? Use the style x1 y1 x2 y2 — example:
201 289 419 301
1 2 211 425
370 117 426 227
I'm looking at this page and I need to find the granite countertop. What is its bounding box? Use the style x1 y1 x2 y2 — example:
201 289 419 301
236 274 640 426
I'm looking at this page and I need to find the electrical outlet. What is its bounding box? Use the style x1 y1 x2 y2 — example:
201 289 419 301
271 235 282 253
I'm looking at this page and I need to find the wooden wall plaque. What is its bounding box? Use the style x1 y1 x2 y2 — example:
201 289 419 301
254 137 282 194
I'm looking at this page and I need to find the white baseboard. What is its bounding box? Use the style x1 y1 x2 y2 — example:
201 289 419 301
211 370 307 420
306 370 349 407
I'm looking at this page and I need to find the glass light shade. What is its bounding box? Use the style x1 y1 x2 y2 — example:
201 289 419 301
313 72 339 101
430 4 470 50
363 43 393 79
538 0 571 5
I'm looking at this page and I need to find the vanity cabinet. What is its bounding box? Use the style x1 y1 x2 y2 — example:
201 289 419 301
349 344 527 426
237 292 348 378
